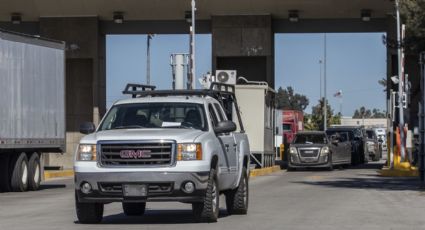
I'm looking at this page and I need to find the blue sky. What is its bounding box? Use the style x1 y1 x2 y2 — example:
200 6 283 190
106 32 386 116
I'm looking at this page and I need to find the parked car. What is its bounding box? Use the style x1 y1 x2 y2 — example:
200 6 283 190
287 131 351 171
327 126 367 165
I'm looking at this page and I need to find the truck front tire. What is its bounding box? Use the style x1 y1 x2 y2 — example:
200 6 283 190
122 202 146 216
75 192 104 224
192 168 219 222
10 153 29 192
28 153 41 191
226 167 249 215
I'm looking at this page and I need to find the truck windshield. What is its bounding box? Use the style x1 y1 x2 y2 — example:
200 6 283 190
99 103 208 131
282 124 292 131
293 134 327 144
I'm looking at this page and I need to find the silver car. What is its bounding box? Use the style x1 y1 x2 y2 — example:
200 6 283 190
288 131 352 171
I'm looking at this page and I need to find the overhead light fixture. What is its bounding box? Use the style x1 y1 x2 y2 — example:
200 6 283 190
11 13 22 25
288 10 299 22
113 12 124 24
361 9 371 22
185 10 192 23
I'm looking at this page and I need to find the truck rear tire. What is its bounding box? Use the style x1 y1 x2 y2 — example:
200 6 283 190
122 202 146 216
10 153 29 192
226 167 249 215
28 153 41 191
75 192 104 224
0 153 11 192
192 168 219 222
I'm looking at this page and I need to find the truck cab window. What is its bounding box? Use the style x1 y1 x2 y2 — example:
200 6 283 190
214 103 226 121
208 104 219 127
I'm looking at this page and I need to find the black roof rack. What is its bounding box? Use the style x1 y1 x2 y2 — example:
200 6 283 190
122 82 235 98
122 84 156 98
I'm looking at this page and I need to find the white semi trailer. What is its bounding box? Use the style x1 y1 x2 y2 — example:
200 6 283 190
0 30 65 192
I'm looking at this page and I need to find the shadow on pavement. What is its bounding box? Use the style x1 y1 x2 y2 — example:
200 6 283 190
87 209 230 225
293 176 424 191
39 184 67 190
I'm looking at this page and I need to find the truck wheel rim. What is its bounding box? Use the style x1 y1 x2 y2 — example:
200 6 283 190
34 164 40 183
212 181 217 214
22 161 28 185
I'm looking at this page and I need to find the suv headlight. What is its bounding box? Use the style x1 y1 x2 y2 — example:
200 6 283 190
77 144 97 161
289 147 298 155
320 146 330 156
177 143 202 161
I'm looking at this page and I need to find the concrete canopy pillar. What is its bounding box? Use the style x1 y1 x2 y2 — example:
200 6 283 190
39 17 106 169
212 15 274 88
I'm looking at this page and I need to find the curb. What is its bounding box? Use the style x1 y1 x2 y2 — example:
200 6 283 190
250 166 281 177
379 168 419 177
44 170 74 180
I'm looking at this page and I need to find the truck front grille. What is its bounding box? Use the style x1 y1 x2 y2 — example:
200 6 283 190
99 141 175 167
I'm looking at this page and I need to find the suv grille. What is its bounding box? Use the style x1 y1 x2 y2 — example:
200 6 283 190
298 148 320 158
99 142 175 167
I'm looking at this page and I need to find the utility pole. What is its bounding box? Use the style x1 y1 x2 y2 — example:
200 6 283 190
323 33 327 131
319 60 323 99
146 34 154 85
188 0 196 89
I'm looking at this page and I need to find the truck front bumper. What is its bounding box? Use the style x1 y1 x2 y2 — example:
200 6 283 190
75 171 209 203
288 154 331 169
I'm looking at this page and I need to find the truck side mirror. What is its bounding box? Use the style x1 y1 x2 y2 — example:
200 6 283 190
80 122 96 134
214 120 236 134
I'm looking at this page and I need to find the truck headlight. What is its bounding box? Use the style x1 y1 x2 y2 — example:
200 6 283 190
289 147 298 155
320 146 330 156
177 143 202 161
77 144 97 161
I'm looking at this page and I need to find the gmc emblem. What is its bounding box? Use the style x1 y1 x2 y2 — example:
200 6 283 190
120 150 152 159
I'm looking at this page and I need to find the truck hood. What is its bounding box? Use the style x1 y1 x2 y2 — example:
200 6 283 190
80 128 205 144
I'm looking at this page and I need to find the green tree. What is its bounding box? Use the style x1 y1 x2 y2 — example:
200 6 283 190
276 86 309 111
309 98 339 130
353 107 386 118
400 0 425 54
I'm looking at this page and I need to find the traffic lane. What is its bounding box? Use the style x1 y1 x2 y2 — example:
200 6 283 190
0 164 425 230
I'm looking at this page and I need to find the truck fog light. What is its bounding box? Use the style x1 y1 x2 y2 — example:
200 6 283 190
81 182 92 194
183 181 195 193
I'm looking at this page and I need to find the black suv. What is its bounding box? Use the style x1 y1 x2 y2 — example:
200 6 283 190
326 126 367 165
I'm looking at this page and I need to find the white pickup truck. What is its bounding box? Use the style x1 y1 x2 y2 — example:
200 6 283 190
74 84 250 223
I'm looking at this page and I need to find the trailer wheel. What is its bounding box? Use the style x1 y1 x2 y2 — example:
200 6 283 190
10 153 29 192
192 168 219 222
28 153 41 191
0 153 11 192
226 167 249 215
75 191 104 224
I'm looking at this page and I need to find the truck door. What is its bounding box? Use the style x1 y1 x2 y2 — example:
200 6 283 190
213 103 238 175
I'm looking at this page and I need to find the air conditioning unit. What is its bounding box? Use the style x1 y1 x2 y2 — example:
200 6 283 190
214 70 237 85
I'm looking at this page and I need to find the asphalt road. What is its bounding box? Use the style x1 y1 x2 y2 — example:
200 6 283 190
1 162 425 230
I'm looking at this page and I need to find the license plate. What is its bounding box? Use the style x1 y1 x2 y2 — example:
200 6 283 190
303 158 315 162
123 184 148 197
